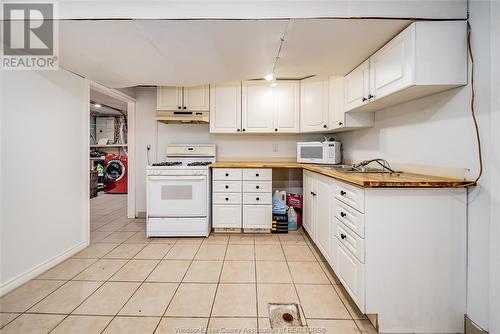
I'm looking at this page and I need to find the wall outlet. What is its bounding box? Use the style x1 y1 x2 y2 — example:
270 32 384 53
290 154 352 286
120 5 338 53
273 144 279 152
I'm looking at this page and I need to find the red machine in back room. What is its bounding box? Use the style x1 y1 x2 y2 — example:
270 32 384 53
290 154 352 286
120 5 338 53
104 155 128 194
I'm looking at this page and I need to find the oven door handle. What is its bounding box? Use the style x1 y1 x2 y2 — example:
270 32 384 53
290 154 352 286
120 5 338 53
148 176 206 181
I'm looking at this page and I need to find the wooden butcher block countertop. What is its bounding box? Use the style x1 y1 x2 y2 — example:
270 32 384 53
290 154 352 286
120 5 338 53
209 161 473 188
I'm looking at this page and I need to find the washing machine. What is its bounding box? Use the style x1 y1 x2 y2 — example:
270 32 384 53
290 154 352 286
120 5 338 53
104 155 128 194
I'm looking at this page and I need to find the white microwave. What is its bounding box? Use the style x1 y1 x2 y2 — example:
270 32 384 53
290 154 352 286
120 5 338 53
297 141 341 164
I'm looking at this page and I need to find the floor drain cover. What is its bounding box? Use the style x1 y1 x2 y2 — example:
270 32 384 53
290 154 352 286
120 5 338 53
268 303 303 328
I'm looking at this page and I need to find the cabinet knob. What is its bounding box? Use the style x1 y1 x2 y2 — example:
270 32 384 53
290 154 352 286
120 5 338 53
340 190 346 196
225 173 229 177
256 197 260 201
362 97 368 102
323 124 327 128
237 129 241 132
275 128 278 132
177 106 181 109
368 94 375 99
183 106 186 109
242 128 246 132
256 173 259 177
225 185 229 189
338 122 343 126
225 197 229 201
311 191 316 196
256 185 260 189
341 233 347 240
340 212 346 217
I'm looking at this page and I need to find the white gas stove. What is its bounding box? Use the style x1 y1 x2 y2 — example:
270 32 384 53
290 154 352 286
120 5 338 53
146 144 216 237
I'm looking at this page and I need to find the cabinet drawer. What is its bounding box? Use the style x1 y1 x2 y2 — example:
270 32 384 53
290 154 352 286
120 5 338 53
242 168 272 181
243 204 272 229
213 181 242 193
243 193 272 205
243 181 272 193
334 182 365 213
213 204 242 228
213 169 242 181
336 221 365 263
213 193 242 205
335 200 365 238
335 241 365 313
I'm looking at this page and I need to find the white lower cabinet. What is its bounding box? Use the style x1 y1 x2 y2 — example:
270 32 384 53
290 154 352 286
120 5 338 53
213 168 272 230
304 170 467 333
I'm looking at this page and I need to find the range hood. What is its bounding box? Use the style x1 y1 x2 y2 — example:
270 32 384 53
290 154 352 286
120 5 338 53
156 110 209 124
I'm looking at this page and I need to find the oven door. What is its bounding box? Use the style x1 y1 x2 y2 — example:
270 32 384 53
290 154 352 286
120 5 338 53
297 144 326 163
147 175 207 217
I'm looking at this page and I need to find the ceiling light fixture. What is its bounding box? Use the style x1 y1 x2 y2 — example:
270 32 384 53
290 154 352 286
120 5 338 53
94 103 102 108
265 73 274 81
268 20 290 85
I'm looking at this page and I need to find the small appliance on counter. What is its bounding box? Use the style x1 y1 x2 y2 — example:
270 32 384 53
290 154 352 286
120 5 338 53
297 138 341 164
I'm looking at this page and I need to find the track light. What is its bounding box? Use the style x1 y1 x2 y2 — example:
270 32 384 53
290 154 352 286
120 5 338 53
264 73 274 81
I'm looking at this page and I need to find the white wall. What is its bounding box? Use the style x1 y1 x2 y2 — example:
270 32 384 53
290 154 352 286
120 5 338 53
338 2 493 330
134 87 321 213
0 70 89 295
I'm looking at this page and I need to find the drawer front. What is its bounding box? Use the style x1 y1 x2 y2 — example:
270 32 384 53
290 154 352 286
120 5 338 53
213 204 242 228
213 193 242 205
243 204 272 229
213 168 242 181
242 168 272 181
243 192 272 205
213 180 242 193
335 241 365 313
335 200 365 238
336 221 365 263
243 181 272 193
334 181 365 213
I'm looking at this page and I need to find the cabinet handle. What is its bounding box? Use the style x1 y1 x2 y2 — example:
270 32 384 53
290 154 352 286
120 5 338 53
183 106 187 109
242 128 246 132
362 97 367 102
256 197 260 201
275 128 278 132
237 129 241 132
311 192 316 196
225 185 229 189
341 233 347 240
177 106 182 109
340 212 346 217
225 173 229 176
323 124 327 129
340 190 346 196
368 94 375 99
256 185 260 189
256 173 259 177
225 197 229 201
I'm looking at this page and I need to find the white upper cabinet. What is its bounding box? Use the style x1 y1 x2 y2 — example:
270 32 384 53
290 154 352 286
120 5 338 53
345 21 467 113
242 81 275 133
241 80 299 133
274 81 300 133
157 86 183 111
157 85 209 111
210 82 242 133
329 76 374 132
183 85 210 111
300 76 329 132
344 60 370 112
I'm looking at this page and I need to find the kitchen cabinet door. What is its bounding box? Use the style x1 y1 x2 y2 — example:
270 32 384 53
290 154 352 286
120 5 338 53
243 205 272 229
183 85 210 111
315 175 332 262
369 24 415 101
210 82 242 133
274 81 300 133
300 76 329 132
241 81 274 133
303 172 316 239
329 76 345 129
335 241 365 313
213 205 242 228
344 60 370 112
157 86 183 111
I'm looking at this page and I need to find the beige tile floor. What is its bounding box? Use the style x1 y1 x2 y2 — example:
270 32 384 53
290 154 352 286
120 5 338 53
0 194 377 334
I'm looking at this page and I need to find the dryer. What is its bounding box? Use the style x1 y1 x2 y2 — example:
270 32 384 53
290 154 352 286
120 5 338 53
104 155 128 194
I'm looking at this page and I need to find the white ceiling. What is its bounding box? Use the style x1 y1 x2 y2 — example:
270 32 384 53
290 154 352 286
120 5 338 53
59 19 411 88
90 89 128 115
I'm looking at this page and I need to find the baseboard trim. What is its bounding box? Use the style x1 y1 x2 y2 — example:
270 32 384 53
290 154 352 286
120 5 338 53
0 241 88 297
465 316 488 334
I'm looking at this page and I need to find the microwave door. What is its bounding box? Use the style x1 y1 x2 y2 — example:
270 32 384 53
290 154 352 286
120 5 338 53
148 175 207 217
300 146 324 163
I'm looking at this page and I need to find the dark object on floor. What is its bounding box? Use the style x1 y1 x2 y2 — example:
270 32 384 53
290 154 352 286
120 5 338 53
268 303 303 328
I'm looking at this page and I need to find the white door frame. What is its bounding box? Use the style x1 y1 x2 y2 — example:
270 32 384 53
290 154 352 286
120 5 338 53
90 81 137 218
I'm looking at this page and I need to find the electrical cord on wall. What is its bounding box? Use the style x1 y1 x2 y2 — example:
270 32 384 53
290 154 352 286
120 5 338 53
463 20 483 187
